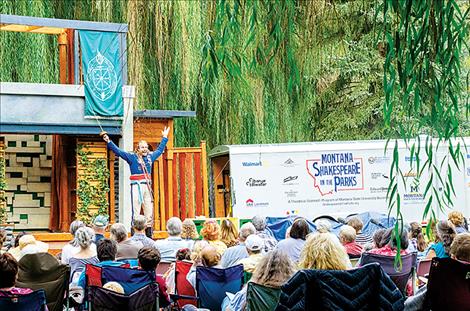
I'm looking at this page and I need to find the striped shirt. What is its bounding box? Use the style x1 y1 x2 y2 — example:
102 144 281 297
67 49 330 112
356 232 373 245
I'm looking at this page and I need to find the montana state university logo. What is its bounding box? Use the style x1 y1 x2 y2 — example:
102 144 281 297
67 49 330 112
86 51 118 101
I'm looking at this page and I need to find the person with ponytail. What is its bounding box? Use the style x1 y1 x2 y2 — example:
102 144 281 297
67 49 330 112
426 220 456 259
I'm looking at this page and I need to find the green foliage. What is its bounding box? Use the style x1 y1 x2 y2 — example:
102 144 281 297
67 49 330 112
381 0 469 267
0 0 468 148
76 145 110 224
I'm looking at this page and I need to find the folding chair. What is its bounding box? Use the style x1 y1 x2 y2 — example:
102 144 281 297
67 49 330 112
424 257 470 311
170 260 198 309
85 264 156 295
17 253 70 311
416 259 432 287
196 264 244 311
244 271 253 284
156 260 172 276
349 258 360 268
246 282 281 311
119 258 139 268
88 282 159 311
0 289 47 311
277 263 404 310
359 252 417 295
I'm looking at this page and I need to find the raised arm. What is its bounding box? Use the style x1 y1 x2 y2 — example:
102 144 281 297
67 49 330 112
102 133 133 164
150 127 170 162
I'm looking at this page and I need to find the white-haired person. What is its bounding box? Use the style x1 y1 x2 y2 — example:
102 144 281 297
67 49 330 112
339 225 363 258
69 227 99 283
154 217 191 261
61 220 89 264
221 249 296 311
110 223 143 260
130 215 156 248
251 215 278 252
221 222 256 268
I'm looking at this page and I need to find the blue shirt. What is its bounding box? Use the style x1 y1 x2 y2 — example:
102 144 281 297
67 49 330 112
107 137 168 175
154 236 192 262
275 238 305 263
130 233 156 249
428 242 449 258
77 260 125 288
221 243 248 268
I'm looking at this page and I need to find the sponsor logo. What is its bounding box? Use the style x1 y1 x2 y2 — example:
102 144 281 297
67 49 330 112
245 198 269 208
370 187 388 193
281 158 298 167
467 167 470 177
409 184 420 193
467 154 470 159
371 172 388 180
283 176 298 183
282 175 299 186
242 161 262 167
307 153 364 196
405 156 419 162
404 171 417 178
284 190 298 198
368 156 390 164
246 178 267 187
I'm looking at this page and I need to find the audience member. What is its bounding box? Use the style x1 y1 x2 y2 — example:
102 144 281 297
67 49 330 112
137 247 171 308
426 220 456 259
61 220 85 264
187 245 222 289
200 220 227 255
110 223 143 260
348 216 373 245
237 234 264 273
275 218 310 263
103 281 125 294
92 215 109 243
77 238 125 288
299 232 350 270
130 215 156 248
339 225 363 258
176 248 191 261
222 249 296 311
18 234 49 260
7 232 26 260
408 222 427 257
405 233 470 310
315 219 333 233
154 217 191 261
368 226 409 256
221 219 239 248
181 219 199 250
221 222 256 268
0 253 33 296
69 227 99 283
164 247 192 294
448 211 468 234
251 215 278 252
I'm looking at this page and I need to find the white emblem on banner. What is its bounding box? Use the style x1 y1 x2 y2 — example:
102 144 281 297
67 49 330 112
86 51 118 101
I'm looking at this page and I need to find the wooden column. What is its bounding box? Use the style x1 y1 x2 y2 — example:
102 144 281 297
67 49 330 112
167 149 174 219
201 141 209 217
58 32 68 84
158 157 166 231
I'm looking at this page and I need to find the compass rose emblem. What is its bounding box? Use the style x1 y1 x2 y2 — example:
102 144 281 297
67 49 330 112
85 51 118 101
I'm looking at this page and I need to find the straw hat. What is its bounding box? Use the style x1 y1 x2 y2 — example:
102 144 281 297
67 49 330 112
19 235 49 257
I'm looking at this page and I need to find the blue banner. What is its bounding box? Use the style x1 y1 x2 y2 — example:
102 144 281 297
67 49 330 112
79 30 123 117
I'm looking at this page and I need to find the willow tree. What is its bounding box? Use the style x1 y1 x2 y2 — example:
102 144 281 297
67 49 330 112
382 0 469 260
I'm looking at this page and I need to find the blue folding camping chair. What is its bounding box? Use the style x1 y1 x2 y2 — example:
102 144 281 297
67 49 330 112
0 289 47 311
196 264 244 311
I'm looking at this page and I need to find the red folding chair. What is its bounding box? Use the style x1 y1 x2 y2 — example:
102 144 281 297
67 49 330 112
170 260 197 309
416 259 432 287
156 261 172 276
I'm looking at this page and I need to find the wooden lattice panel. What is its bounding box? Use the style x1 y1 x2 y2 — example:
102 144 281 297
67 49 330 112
76 139 109 220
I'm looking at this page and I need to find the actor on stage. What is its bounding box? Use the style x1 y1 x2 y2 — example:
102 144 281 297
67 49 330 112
102 127 170 237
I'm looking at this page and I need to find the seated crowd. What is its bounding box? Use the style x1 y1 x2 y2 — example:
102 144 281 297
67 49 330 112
0 210 469 311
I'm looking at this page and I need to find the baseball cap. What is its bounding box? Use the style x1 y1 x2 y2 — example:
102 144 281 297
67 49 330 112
93 215 109 227
245 234 263 251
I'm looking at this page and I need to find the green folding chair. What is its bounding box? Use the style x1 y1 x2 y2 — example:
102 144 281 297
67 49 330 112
243 271 253 284
246 282 281 311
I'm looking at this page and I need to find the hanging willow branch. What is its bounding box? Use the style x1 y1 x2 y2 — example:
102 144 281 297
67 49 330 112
382 0 469 268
